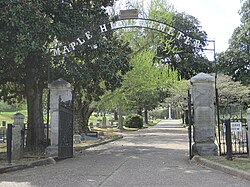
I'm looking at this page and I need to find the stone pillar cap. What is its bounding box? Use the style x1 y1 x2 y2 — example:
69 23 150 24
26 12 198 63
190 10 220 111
191 73 215 83
48 78 72 89
13 112 25 117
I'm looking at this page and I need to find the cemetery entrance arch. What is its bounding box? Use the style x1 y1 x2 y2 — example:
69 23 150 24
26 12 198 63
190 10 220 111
50 18 204 56
50 18 217 158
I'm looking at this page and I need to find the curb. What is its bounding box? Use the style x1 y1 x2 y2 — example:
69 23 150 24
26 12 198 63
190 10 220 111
192 155 250 181
0 136 123 174
0 157 56 174
74 135 123 152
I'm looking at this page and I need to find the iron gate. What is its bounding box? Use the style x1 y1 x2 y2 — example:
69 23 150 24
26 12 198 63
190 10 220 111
218 118 248 156
187 90 194 160
58 99 73 159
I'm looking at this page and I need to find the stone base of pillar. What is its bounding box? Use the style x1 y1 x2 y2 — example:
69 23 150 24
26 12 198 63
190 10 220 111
45 146 58 158
192 143 218 156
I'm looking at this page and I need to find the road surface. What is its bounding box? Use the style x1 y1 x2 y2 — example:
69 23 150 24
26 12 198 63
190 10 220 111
0 120 249 187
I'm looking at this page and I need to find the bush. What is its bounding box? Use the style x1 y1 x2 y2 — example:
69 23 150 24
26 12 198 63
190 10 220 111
124 114 143 128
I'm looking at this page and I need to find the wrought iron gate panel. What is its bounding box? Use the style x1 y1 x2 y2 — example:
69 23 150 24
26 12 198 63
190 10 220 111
219 118 248 156
58 100 73 159
187 90 194 160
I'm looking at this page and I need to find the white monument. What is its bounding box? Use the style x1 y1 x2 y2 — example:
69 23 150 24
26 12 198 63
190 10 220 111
168 104 172 119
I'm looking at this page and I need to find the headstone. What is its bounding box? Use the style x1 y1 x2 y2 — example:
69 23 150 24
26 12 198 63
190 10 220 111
46 78 72 157
12 113 25 160
102 116 107 128
89 122 94 128
96 121 100 127
2 121 6 127
191 73 218 156
81 132 98 141
73 134 81 144
106 119 111 127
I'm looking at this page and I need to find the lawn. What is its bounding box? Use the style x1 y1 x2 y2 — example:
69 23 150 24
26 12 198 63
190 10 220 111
0 110 27 125
205 156 250 172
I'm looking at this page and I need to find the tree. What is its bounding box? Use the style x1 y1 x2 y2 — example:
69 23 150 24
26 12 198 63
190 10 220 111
216 74 249 115
97 0 210 120
217 0 250 85
48 1 132 133
118 0 213 79
0 0 123 149
0 1 54 151
164 79 190 109
154 11 213 79
97 50 179 124
61 37 132 133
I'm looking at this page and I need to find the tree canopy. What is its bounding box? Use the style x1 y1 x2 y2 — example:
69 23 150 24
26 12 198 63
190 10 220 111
217 0 250 85
0 0 132 146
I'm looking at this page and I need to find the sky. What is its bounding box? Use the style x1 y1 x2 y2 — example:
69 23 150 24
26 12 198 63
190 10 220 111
116 0 242 57
167 0 242 54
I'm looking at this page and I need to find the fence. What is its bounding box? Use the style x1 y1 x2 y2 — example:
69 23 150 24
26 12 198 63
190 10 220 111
0 126 6 143
23 124 50 153
0 123 50 162
218 118 248 157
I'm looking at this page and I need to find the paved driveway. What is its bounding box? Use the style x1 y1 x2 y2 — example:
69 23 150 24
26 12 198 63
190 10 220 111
0 120 249 187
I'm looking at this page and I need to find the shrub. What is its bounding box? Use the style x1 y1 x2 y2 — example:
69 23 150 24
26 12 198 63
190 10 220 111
124 114 143 128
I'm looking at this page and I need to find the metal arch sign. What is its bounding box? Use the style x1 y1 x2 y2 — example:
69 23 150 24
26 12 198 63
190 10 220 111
50 18 203 56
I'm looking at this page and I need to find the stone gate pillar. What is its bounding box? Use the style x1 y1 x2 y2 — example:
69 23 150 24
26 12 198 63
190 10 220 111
46 78 72 157
12 113 25 160
191 73 218 156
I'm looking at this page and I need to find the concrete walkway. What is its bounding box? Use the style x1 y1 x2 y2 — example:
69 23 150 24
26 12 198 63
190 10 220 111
0 120 249 187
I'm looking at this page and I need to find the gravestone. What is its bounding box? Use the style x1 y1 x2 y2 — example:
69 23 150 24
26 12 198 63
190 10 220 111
102 116 107 128
96 121 100 127
81 132 98 141
73 134 81 144
191 73 218 156
89 122 94 129
106 119 111 127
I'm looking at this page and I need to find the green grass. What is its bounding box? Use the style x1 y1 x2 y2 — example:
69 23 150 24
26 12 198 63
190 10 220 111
0 143 6 153
144 119 161 126
0 110 27 125
89 115 114 124
205 156 250 172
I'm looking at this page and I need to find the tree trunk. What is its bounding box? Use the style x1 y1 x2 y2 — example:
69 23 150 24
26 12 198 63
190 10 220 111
118 108 123 130
25 70 45 153
81 102 94 132
144 109 148 124
137 108 142 116
73 87 83 134
114 110 118 120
